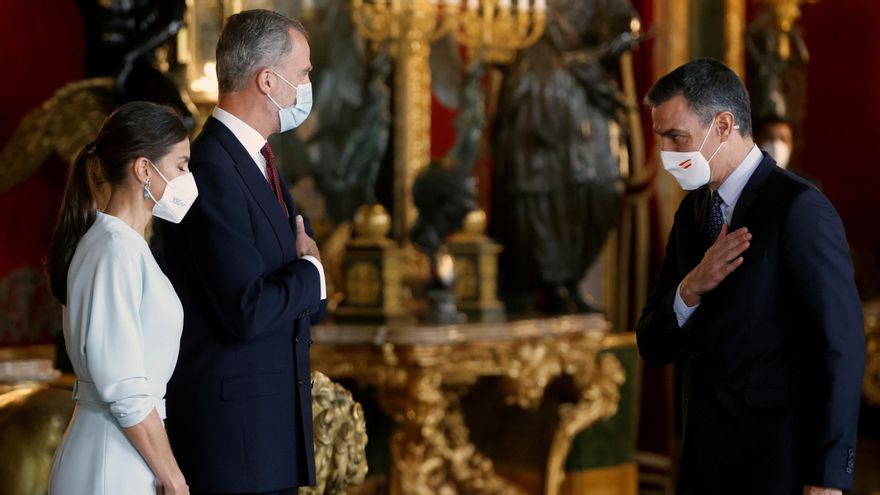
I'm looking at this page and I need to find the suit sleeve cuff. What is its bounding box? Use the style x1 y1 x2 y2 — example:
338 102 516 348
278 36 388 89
674 282 699 327
302 255 327 300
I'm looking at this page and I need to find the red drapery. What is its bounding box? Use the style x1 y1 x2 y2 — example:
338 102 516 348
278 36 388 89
0 1 85 345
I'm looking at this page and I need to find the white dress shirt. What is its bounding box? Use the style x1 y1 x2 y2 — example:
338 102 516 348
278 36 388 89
213 106 269 179
212 106 326 300
673 144 764 327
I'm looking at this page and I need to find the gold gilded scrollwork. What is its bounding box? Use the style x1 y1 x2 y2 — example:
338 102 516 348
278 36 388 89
544 353 625 495
311 315 620 495
0 78 114 194
502 340 564 410
300 371 369 495
380 371 525 495
0 386 75 495
863 300 880 405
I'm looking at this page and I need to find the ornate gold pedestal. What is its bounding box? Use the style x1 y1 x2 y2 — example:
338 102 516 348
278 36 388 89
336 205 408 323
863 299 880 405
311 314 625 495
447 210 506 323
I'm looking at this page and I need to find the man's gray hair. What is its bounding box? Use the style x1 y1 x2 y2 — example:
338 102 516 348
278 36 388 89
216 9 306 94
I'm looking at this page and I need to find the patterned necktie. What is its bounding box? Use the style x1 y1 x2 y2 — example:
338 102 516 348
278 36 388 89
260 143 289 217
708 190 724 242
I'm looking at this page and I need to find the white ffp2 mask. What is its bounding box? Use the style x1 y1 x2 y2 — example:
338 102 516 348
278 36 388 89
660 119 725 190
146 162 198 224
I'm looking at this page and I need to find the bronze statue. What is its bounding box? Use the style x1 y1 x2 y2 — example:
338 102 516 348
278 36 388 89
77 0 194 129
490 0 639 314
411 160 476 323
273 0 392 225
447 61 487 170
746 7 809 130
321 50 392 214
409 60 488 324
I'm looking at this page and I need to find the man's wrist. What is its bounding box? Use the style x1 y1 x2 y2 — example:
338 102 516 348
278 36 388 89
680 278 701 307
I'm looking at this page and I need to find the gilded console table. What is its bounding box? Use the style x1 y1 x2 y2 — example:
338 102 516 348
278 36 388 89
863 300 880 405
311 314 626 495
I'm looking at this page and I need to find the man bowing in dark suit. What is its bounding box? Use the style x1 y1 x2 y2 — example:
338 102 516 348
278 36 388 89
160 9 326 495
637 58 865 495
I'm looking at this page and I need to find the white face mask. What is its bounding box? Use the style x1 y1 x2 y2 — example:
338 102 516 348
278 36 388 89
146 162 199 224
760 139 791 169
266 70 313 133
660 119 725 190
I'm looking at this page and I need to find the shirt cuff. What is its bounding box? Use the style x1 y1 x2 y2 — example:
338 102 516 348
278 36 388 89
302 255 327 300
100 377 153 428
673 282 699 328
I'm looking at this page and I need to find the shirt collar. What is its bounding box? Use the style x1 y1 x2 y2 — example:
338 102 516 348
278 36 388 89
212 106 266 158
716 144 763 207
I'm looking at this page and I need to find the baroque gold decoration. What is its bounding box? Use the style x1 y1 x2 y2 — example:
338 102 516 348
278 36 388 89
757 0 817 60
350 203 394 247
447 0 547 64
0 78 114 194
544 352 625 495
863 299 880 405
0 386 75 495
351 0 436 241
724 0 747 77
0 371 366 495
300 371 370 495
337 204 408 322
351 0 546 241
179 0 310 117
448 209 505 322
318 222 354 312
345 262 382 306
311 314 624 495
381 372 525 495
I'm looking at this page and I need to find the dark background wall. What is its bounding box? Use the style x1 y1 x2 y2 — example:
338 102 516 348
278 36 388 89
799 0 880 297
0 1 84 345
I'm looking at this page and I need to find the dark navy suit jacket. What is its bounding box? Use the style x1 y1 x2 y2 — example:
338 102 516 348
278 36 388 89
637 154 865 494
160 117 327 493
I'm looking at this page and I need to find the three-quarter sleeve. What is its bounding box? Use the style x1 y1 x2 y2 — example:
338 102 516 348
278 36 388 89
83 236 154 428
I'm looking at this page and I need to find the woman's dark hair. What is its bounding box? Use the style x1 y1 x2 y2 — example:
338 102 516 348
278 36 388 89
47 101 187 304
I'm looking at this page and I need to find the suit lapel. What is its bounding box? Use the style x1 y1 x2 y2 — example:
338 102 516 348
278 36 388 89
693 186 711 247
729 154 774 231
202 117 294 249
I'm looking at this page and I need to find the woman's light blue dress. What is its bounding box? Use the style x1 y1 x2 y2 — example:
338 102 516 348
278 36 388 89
49 212 183 494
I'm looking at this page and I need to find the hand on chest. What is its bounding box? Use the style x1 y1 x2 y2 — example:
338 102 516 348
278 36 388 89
247 201 299 269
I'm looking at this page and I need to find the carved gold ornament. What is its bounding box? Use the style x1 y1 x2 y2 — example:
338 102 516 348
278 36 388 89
311 314 625 495
300 371 369 495
0 79 114 194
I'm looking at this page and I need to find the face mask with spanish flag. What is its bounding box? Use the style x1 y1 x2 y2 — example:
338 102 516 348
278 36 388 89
660 119 724 190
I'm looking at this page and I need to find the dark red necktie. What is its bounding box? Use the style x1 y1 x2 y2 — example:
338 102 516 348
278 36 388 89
260 143 289 217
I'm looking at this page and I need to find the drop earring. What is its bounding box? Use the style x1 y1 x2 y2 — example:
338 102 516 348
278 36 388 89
143 177 152 199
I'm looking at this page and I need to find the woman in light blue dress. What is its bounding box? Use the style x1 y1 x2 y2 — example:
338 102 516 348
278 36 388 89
47 102 198 495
